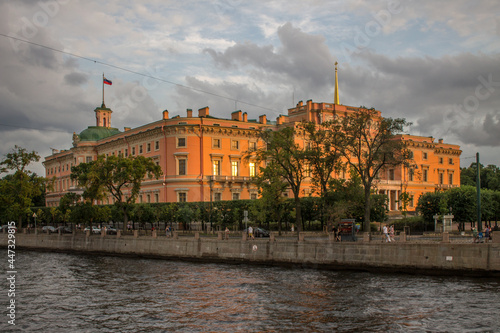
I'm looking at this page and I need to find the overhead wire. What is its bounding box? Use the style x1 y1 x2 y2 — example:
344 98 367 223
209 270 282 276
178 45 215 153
0 33 279 113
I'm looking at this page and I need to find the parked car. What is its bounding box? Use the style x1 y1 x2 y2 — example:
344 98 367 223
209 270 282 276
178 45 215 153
55 226 72 234
0 225 17 232
102 225 117 235
42 226 57 233
83 226 101 234
243 227 270 238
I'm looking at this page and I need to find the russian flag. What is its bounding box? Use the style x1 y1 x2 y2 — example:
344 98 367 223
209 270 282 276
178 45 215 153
103 77 112 85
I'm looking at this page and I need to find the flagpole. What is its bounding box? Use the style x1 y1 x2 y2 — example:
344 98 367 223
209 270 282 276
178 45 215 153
102 73 105 107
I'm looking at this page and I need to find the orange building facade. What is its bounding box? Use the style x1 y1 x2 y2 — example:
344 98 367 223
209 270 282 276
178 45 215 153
43 99 461 213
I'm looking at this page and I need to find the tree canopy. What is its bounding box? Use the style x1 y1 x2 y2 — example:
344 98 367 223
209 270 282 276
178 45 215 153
71 154 162 228
334 109 411 231
0 146 46 228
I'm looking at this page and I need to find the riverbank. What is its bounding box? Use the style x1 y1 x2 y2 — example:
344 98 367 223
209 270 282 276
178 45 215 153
2 232 499 276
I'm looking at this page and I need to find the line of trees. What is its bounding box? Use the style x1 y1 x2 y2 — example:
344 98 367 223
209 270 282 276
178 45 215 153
249 108 411 233
417 186 500 230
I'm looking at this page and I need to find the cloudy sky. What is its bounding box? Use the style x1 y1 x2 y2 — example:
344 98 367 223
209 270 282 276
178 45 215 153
1 0 499 175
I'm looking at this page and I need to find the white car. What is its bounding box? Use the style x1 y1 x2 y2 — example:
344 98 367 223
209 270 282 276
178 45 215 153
84 226 101 234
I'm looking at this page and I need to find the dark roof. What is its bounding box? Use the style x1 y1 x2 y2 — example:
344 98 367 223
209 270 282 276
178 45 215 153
79 126 121 141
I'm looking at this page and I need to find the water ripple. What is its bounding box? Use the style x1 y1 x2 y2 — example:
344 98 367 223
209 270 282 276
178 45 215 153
0 251 499 332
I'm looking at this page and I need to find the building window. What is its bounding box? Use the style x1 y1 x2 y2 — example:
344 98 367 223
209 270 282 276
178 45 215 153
249 162 256 177
439 173 444 184
213 160 221 175
125 148 128 157
423 169 428 182
86 157 92 163
147 143 151 152
423 152 428 160
439 157 443 164
388 169 394 180
178 159 187 175
132 147 136 156
231 140 239 150
147 194 151 203
408 169 414 182
178 192 187 202
305 164 311 177
250 193 257 200
155 194 159 203
449 173 453 185
139 195 143 203
231 161 239 177
213 138 221 149
177 137 186 148
155 141 160 150
409 196 414 207
139 145 143 154
232 192 240 200
449 158 454 165
214 192 222 201
248 141 257 151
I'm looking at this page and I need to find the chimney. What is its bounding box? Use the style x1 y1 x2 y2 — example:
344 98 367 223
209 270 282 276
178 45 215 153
186 109 193 117
438 138 443 144
243 112 248 122
198 106 209 117
162 110 169 119
232 110 242 121
259 115 267 124
298 100 303 107
276 115 285 125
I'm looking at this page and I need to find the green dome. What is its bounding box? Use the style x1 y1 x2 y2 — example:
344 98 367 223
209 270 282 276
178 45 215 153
79 126 121 141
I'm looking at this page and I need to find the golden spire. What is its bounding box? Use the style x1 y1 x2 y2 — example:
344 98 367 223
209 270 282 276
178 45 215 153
334 61 339 105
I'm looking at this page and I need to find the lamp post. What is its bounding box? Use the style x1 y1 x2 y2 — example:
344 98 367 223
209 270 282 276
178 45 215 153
33 212 37 234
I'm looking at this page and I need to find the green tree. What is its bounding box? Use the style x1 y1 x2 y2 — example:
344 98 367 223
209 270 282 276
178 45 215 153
460 163 478 187
338 109 411 232
416 191 448 224
461 163 500 191
252 159 288 234
252 126 308 234
446 186 476 226
0 146 46 228
72 155 162 230
301 121 344 229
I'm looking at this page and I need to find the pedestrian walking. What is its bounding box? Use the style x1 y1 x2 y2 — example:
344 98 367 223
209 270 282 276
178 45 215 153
383 225 391 242
225 227 230 240
389 225 395 242
484 226 490 243
248 226 254 240
472 227 478 243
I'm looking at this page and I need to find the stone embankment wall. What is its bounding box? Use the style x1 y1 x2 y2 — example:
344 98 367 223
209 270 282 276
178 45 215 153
2 232 499 276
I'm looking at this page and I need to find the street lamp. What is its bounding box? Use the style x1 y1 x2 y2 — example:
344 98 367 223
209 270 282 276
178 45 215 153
33 212 37 234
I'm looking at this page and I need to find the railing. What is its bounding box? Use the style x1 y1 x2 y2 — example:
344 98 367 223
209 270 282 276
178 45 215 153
9 228 492 244
208 175 252 183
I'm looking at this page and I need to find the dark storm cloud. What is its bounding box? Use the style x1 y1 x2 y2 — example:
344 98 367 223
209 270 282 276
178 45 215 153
64 72 88 86
204 23 336 91
335 51 500 146
477 111 500 146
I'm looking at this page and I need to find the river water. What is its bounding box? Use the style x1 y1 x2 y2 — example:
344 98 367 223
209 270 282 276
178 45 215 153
1 250 499 332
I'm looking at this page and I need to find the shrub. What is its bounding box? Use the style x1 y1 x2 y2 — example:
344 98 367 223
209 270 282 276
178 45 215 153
391 216 434 233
